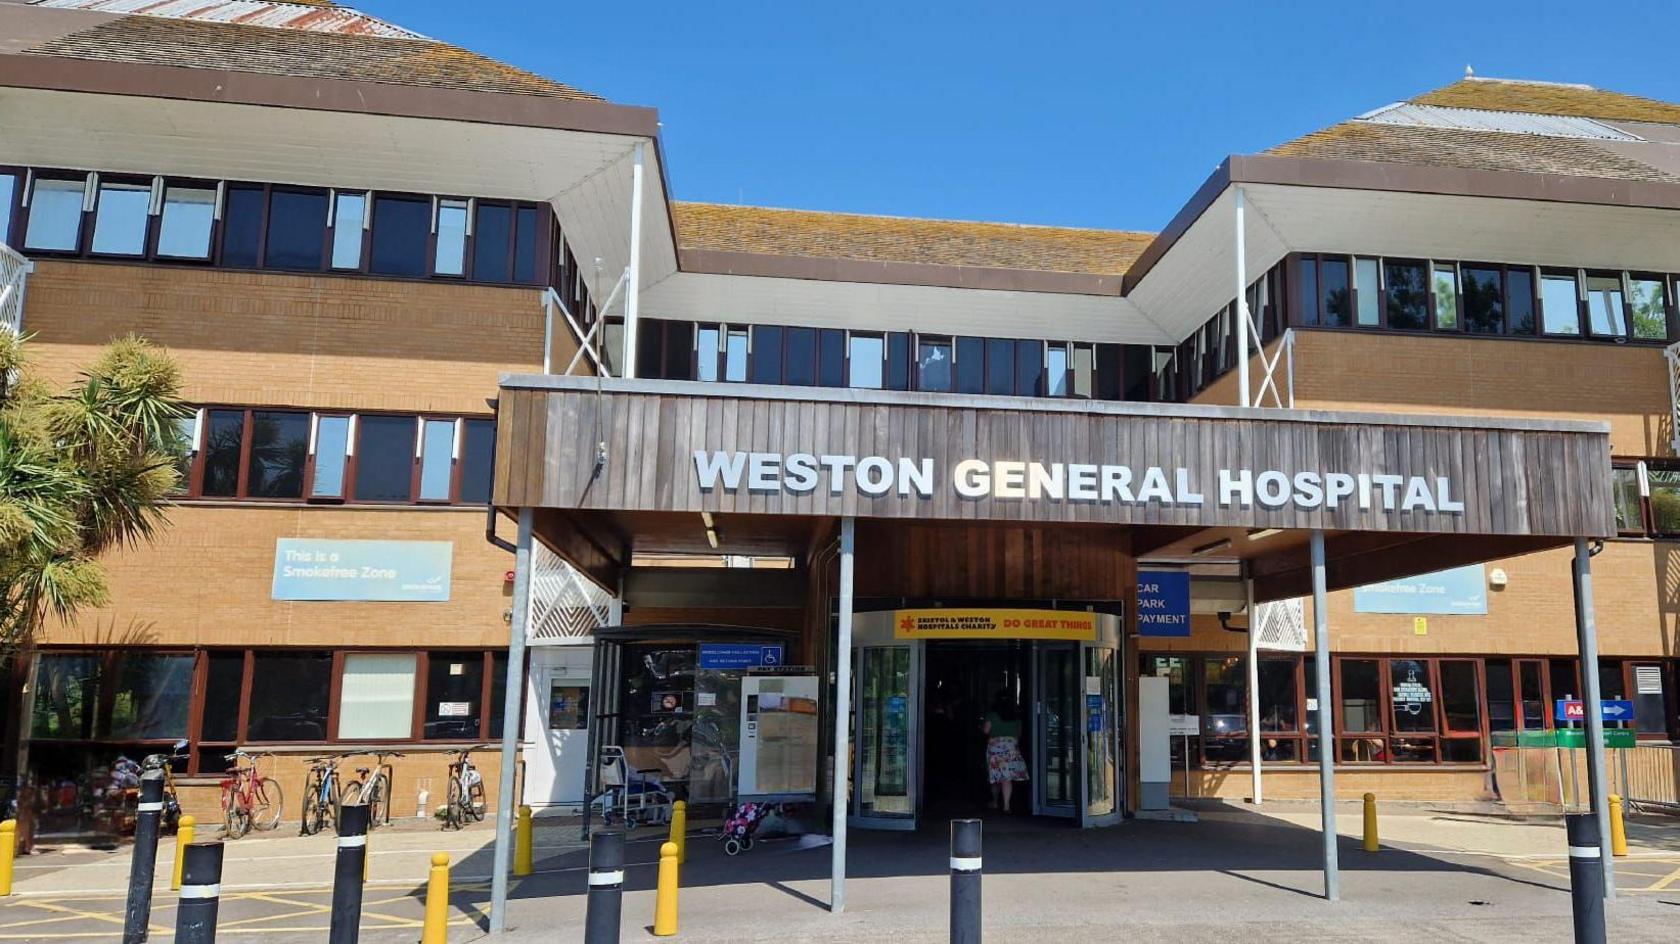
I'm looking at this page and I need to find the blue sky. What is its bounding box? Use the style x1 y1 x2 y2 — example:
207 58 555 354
361 0 1680 233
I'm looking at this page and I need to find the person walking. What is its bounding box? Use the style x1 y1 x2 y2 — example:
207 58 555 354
982 690 1028 813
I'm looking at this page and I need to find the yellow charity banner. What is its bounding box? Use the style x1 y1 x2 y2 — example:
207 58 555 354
892 608 1098 641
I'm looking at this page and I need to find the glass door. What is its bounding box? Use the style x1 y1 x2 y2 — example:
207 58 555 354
1031 642 1080 818
1082 643 1122 827
851 644 919 829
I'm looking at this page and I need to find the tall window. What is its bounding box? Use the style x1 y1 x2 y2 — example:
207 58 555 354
458 419 495 504
1540 272 1581 335
1461 265 1503 334
1071 344 1094 399
418 418 457 502
1431 263 1459 330
1202 657 1247 763
472 202 511 281
201 409 246 498
264 189 328 271
1354 257 1380 326
1585 274 1627 338
0 172 15 243
749 326 783 384
244 411 309 499
724 328 748 382
311 415 352 500
984 338 1014 395
24 176 86 252
1320 256 1350 327
369 194 430 277
1628 277 1668 341
784 327 818 386
90 179 151 256
955 337 985 394
157 185 216 260
695 325 721 383
1612 465 1643 534
434 199 469 277
1507 267 1536 334
246 651 332 741
1014 340 1042 396
330 191 366 270
512 206 539 283
918 337 953 392
354 415 417 502
817 329 845 387
220 185 265 268
848 333 884 388
1296 256 1319 325
1046 344 1069 397
1257 658 1301 761
886 332 911 390
1383 261 1428 330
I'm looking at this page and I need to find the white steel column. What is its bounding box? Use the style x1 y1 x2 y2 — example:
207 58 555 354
1234 187 1251 408
1246 577 1262 804
490 507 535 933
1573 538 1616 897
622 141 646 379
1310 531 1338 901
830 517 856 913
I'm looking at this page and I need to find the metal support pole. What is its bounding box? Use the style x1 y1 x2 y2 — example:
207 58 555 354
950 818 982 944
1246 577 1261 804
622 141 645 379
1573 538 1615 897
122 767 165 943
490 507 535 933
584 831 624 944
1234 186 1251 408
830 517 856 914
1310 530 1339 901
542 293 554 375
175 843 223 944
329 804 370 944
1566 813 1607 943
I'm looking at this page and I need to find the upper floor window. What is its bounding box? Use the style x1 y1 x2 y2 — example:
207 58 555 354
221 184 265 268
434 199 469 277
157 184 216 261
24 175 86 253
1461 265 1503 334
1629 277 1669 341
1431 262 1459 331
330 191 367 270
0 172 16 245
1540 272 1581 336
848 333 884 389
264 188 329 271
918 337 953 392
1353 257 1380 327
1584 273 1626 338
1384 261 1428 330
90 178 151 256
370 194 430 277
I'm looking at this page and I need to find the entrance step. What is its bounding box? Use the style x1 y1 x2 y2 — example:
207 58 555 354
1134 806 1199 823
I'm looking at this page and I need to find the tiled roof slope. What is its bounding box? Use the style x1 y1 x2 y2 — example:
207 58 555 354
22 13 602 100
1413 78 1680 125
673 202 1155 277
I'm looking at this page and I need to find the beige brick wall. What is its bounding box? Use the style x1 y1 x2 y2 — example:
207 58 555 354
1175 766 1491 802
22 260 571 414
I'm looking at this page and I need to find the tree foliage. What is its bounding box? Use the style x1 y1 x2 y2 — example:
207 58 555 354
0 332 186 651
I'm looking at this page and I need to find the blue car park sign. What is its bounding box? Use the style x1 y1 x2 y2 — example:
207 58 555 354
1556 699 1635 723
699 644 785 670
1137 571 1191 637
271 538 453 602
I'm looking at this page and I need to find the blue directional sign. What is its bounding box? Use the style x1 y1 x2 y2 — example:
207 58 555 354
698 643 785 670
1555 699 1635 723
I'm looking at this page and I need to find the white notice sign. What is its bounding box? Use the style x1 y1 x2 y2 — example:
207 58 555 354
437 702 470 717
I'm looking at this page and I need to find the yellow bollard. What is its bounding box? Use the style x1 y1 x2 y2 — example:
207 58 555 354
1609 794 1628 857
421 852 450 944
363 828 371 883
653 841 679 937
1362 793 1379 852
515 805 534 877
170 816 196 891
669 800 687 865
0 820 15 896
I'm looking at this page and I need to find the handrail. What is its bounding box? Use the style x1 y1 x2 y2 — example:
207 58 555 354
1664 340 1680 454
0 241 32 336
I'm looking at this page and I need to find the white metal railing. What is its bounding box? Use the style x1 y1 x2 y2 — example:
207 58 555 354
1665 340 1680 453
0 242 33 336
526 540 613 645
1251 328 1296 409
1253 597 1306 651
1493 742 1680 815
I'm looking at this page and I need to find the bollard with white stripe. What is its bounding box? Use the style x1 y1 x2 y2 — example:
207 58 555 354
329 804 372 944
584 830 625 944
122 767 166 944
175 842 224 944
1566 813 1606 944
950 818 982 944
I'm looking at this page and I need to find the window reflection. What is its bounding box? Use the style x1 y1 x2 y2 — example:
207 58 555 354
918 338 953 391
1383 261 1428 330
1628 278 1667 340
1541 273 1581 335
1461 266 1503 333
158 186 216 260
330 191 366 270
24 177 86 252
91 181 151 256
244 410 309 499
1431 264 1458 330
1585 274 1626 337
434 199 468 277
848 333 884 388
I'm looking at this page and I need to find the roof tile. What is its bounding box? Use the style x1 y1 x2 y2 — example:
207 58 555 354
1412 78 1680 125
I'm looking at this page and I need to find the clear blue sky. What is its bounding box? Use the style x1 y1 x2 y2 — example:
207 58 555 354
361 0 1680 233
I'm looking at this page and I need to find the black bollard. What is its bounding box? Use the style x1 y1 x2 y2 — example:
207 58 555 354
175 842 224 944
329 804 372 944
950 818 982 944
1566 813 1606 944
583 830 624 944
122 767 166 944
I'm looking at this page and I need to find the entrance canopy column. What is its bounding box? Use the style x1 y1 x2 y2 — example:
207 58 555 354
1573 538 1615 897
830 517 856 914
1309 530 1338 902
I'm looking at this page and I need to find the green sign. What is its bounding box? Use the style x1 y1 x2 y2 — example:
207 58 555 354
1490 729 1636 749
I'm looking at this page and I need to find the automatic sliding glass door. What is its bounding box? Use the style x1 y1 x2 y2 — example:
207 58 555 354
851 643 920 829
1031 642 1080 818
1082 643 1122 827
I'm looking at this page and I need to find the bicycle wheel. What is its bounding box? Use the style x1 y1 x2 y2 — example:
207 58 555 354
301 775 322 836
252 777 284 831
226 804 251 840
466 778 487 822
445 774 464 830
366 778 388 829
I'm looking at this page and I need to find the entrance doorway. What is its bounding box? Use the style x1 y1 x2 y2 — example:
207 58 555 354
923 641 1029 818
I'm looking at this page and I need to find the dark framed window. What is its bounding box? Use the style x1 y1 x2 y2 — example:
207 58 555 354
1383 260 1429 330
0 171 17 246
89 177 152 257
846 332 882 389
24 174 88 253
918 336 953 392
784 327 818 386
885 332 911 391
1319 256 1351 327
1540 271 1582 336
244 410 310 499
245 650 332 742
1461 265 1504 334
984 338 1014 395
354 414 418 502
512 206 540 284
157 183 217 261
1584 272 1628 338
1507 267 1537 335
369 194 431 277
1295 255 1319 325
1627 275 1669 341
459 419 496 504
955 337 985 394
819 329 847 387
749 326 783 384
263 188 329 271
220 184 266 268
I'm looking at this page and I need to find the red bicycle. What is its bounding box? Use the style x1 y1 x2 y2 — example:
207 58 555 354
220 749 284 839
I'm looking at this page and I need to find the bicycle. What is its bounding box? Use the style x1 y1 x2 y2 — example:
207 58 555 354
140 739 189 834
342 750 403 829
442 745 488 831
299 752 351 837
220 750 283 839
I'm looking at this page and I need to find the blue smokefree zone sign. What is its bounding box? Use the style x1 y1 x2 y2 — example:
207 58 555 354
272 539 453 602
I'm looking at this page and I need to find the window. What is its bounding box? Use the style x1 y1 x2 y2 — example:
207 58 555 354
311 415 352 500
168 414 197 494
244 410 309 499
1585 274 1627 338
201 409 246 497
354 414 417 502
1046 344 1069 397
1257 658 1300 761
955 337 985 394
513 206 539 284
784 327 817 386
749 326 783 384
32 654 101 739
434 199 469 277
24 176 86 252
724 328 748 382
1507 268 1536 334
918 337 953 392
1486 658 1515 733
472 202 512 281
1438 661 1482 762
246 651 332 741
369 194 430 277
695 325 721 382
337 653 418 740
220 185 265 268
1612 465 1643 534
1295 256 1319 325
985 338 1014 395
1014 340 1042 396
263 189 328 271
418 418 457 502
1384 261 1428 330
157 185 216 260
108 654 194 740
1072 344 1095 399
1648 468 1680 535
1202 657 1247 764
1541 273 1582 335
424 655 487 739
886 332 911 391
330 191 366 270
1320 256 1351 327
1431 263 1459 330
200 651 245 743
1461 266 1504 334
90 180 151 256
1630 664 1667 737
1338 659 1382 762
849 333 884 388
817 329 845 387
0 172 15 243
1628 277 1668 341
458 419 495 504
1354 257 1380 326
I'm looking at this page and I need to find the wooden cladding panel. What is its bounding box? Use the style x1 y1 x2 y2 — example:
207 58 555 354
853 522 1133 600
495 385 1615 539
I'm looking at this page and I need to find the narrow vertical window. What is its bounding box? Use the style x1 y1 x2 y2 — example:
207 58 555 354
458 418 495 504
1294 256 1318 325
201 409 246 498
749 326 782 384
955 337 985 394
90 180 151 256
1354 257 1380 326
848 333 884 388
984 338 1015 395
1431 263 1459 330
513 206 539 284
1015 340 1043 396
1506 268 1536 335
918 337 953 392
310 415 352 500
695 325 721 382
157 185 216 260
434 199 469 277
1045 343 1069 396
1461 266 1504 334
818 329 847 387
418 418 457 501
354 414 417 502
724 328 748 382
1540 273 1582 336
1072 344 1095 399
784 328 818 385
330 191 366 270
220 185 265 268
1585 274 1626 338
168 413 198 495
24 176 86 252
0 172 15 244
1628 277 1667 341
1319 256 1350 327
885 332 911 391
472 202 512 282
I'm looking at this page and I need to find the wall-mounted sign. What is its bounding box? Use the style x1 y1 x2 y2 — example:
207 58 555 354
892 608 1098 641
1555 699 1635 723
1392 667 1433 716
1354 565 1487 615
271 539 452 602
1137 571 1191 637
1168 713 1201 736
437 701 471 718
698 643 785 670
